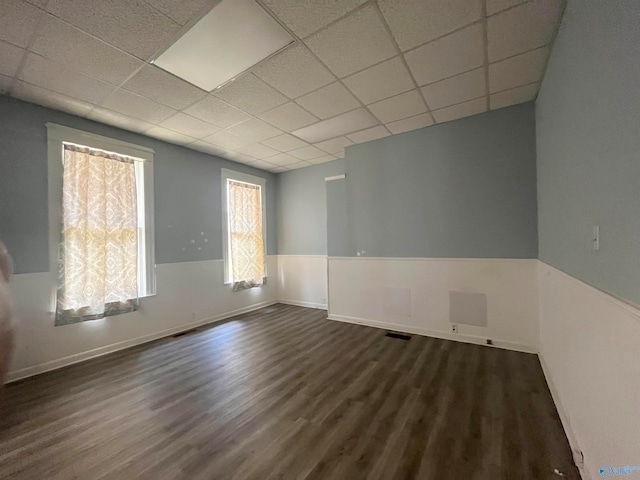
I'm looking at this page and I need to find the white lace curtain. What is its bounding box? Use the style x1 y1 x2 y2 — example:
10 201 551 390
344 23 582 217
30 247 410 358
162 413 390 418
55 143 138 325
228 180 265 288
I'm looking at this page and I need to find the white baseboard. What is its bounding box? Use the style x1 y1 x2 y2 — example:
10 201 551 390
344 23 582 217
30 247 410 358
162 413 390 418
7 300 277 383
538 353 588 480
276 255 328 312
278 299 327 310
327 257 539 353
327 313 537 354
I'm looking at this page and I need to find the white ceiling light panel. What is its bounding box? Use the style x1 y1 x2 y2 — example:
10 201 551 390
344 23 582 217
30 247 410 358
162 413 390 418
153 0 295 91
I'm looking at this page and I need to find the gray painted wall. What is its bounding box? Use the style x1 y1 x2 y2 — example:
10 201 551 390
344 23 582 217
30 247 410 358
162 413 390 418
536 0 640 304
277 159 345 255
344 103 538 258
277 103 538 259
0 95 277 274
327 178 352 257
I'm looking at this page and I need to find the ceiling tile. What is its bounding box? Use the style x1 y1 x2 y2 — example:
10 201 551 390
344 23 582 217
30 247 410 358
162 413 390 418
270 166 289 173
0 74 13 93
263 152 299 166
25 0 49 7
225 151 257 164
186 140 227 156
226 117 282 142
286 161 312 170
183 95 251 129
248 159 279 171
486 0 520 16
333 148 346 158
214 73 288 115
145 126 197 145
261 133 308 152
307 154 338 165
259 102 318 131
489 47 548 93
202 130 251 150
236 142 280 159
385 112 434 134
0 0 43 48
432 97 486 124
31 14 143 87
123 65 207 110
87 107 155 134
421 68 486 110
289 145 326 160
305 4 397 78
487 0 563 61
291 108 378 143
144 0 214 26
253 44 335 98
159 112 220 138
295 82 361 120
262 0 367 38
404 24 484 86
347 125 390 144
101 88 176 123
343 56 415 105
379 0 482 51
314 136 354 154
0 41 25 77
46 0 182 60
490 83 538 110
367 90 426 124
12 81 95 117
20 53 114 104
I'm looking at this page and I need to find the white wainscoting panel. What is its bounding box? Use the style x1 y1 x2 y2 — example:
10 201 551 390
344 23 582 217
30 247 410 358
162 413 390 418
328 257 539 353
7 256 278 381
538 262 640 480
277 255 328 309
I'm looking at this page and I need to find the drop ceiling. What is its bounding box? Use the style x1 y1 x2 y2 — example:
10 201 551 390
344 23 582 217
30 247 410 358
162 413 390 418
0 0 564 173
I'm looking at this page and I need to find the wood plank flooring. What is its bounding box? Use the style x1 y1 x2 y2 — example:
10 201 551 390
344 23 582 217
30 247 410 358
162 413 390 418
0 304 579 480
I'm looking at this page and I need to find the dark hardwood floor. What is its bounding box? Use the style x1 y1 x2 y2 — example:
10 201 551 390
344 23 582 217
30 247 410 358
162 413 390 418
0 304 578 479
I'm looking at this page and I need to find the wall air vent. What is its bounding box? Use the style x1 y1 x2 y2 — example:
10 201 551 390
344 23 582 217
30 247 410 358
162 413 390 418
449 291 488 327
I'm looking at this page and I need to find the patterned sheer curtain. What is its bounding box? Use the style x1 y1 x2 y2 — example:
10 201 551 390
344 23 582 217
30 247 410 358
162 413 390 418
55 144 139 325
228 180 266 290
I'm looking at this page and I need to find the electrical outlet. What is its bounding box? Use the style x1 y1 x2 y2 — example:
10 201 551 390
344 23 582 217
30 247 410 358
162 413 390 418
451 324 458 333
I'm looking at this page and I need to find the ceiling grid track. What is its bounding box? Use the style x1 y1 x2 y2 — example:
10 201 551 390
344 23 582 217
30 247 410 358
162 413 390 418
371 0 435 126
482 0 491 110
0 0 565 172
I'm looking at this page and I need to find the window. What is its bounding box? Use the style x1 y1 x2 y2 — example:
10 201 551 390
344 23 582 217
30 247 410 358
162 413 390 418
47 124 155 325
221 169 267 289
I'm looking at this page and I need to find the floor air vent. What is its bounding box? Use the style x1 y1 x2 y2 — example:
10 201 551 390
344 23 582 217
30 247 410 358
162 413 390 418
385 332 411 341
172 329 198 338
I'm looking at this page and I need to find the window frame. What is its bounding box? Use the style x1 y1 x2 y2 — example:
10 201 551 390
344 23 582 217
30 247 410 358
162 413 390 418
46 123 157 307
221 168 267 285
